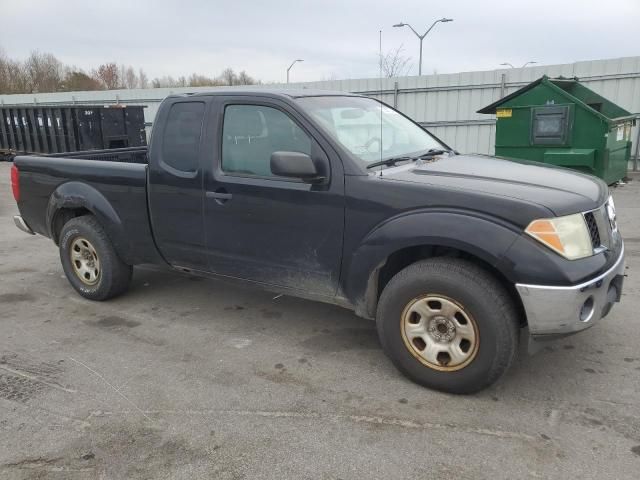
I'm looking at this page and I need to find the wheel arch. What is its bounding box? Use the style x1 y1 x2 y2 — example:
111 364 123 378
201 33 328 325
368 244 526 326
50 207 92 245
344 211 526 324
46 181 131 263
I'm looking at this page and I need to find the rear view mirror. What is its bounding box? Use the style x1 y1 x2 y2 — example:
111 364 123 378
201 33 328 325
270 151 324 182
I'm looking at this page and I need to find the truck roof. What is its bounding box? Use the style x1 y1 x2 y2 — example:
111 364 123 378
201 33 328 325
168 88 363 100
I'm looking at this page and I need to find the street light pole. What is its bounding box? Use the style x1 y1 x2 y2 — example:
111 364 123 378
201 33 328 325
500 61 538 69
286 59 304 83
393 18 453 76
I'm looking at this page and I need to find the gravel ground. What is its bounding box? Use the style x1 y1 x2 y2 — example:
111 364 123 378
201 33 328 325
0 161 639 479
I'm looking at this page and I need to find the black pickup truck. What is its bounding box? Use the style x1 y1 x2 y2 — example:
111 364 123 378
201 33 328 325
11 89 625 393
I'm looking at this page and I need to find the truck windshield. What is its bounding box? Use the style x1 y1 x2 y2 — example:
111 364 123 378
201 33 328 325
296 96 445 165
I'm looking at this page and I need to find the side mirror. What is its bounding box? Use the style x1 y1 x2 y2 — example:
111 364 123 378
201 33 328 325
270 151 324 182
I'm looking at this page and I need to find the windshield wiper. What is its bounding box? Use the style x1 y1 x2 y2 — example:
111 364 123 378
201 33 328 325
365 156 412 169
366 148 451 170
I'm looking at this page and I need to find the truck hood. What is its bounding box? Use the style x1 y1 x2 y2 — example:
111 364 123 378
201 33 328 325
379 154 608 216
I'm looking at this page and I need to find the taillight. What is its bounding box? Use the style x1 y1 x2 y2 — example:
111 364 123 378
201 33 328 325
10 164 19 202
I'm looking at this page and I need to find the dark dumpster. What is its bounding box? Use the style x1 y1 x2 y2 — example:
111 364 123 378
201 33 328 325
0 104 147 159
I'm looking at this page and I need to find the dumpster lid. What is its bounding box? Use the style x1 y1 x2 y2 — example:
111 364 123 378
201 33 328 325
477 75 634 122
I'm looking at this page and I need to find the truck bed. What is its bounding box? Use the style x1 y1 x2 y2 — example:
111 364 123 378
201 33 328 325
14 153 161 265
46 146 148 164
3 146 147 163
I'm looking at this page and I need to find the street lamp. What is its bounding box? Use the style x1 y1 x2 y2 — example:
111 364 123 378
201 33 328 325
287 59 304 83
393 18 453 76
500 61 538 69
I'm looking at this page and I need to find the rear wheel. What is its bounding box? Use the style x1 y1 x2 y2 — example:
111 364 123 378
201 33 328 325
59 216 132 300
376 258 519 394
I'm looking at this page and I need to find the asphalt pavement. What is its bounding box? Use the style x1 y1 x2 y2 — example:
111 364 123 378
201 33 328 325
0 161 639 479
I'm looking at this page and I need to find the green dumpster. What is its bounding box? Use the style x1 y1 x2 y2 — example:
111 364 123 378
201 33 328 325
478 75 636 184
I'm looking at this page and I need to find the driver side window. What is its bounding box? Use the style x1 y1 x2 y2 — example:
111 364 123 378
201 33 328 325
221 104 311 177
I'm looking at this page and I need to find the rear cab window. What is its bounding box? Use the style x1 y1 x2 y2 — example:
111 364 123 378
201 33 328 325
161 102 205 173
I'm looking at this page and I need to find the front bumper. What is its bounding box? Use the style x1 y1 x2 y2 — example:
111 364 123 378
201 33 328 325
515 244 625 338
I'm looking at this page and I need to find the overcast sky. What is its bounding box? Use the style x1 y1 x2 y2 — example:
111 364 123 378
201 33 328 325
1 0 638 83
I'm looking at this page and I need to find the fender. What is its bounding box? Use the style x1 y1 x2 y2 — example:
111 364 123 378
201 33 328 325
344 210 523 318
46 181 132 264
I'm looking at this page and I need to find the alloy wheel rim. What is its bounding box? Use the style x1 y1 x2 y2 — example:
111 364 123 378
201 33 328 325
70 237 101 286
400 294 479 371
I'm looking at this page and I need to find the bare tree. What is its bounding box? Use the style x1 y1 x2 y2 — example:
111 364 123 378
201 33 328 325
188 73 207 87
96 63 119 89
118 64 127 88
186 73 219 87
124 66 138 89
24 50 63 92
0 50 261 94
150 75 185 88
4 58 28 93
219 68 237 86
379 45 412 78
138 68 148 89
0 49 11 93
237 70 255 85
63 69 103 91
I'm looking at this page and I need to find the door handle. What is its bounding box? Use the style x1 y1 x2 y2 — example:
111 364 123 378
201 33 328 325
206 189 233 204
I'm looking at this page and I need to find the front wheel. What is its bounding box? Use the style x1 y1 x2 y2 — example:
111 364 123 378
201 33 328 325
59 216 132 301
376 258 519 394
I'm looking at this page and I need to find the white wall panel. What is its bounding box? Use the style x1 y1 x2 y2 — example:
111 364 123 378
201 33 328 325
2 56 639 158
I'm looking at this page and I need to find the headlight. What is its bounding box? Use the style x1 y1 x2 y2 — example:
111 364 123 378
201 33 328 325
525 213 593 260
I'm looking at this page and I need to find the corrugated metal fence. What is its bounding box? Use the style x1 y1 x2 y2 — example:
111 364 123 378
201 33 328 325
2 56 639 161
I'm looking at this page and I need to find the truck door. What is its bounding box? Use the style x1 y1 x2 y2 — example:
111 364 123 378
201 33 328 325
203 97 345 297
148 99 207 270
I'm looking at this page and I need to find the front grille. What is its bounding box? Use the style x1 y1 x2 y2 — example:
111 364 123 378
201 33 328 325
584 211 601 249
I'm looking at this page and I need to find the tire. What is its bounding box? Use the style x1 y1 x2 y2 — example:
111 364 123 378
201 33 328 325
376 258 519 394
59 215 132 301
